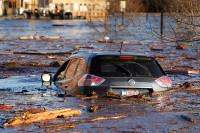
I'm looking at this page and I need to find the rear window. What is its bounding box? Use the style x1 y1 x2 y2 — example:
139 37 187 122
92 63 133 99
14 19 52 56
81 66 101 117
89 56 165 78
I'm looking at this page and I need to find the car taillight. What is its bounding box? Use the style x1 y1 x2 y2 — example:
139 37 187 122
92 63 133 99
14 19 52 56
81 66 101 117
78 74 105 86
120 55 134 58
155 76 172 88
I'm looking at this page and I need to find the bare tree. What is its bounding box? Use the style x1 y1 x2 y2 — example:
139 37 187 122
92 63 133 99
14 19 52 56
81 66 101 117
131 0 200 43
87 0 144 32
167 0 200 42
87 0 200 43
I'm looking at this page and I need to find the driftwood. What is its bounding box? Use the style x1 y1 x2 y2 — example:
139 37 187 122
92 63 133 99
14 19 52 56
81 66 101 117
167 99 188 106
152 81 200 97
98 39 113 43
180 115 196 123
165 70 199 75
38 113 145 132
40 35 61 39
47 36 61 39
170 126 193 133
19 36 62 40
0 38 5 41
20 36 34 40
20 33 61 40
150 47 164 51
3 109 81 127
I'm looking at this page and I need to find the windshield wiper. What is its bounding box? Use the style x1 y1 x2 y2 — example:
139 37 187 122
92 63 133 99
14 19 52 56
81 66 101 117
112 63 132 77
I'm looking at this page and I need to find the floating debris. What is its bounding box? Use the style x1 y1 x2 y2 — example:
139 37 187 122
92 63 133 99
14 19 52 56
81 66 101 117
3 109 81 127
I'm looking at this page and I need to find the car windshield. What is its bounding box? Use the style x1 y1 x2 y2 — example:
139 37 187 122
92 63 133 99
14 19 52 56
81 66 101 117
89 56 165 78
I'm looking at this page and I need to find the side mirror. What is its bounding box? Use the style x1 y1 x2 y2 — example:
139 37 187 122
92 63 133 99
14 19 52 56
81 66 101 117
41 73 52 86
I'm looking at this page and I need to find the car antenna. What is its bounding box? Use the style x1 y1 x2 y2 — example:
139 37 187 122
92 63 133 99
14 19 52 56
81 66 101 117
119 41 123 54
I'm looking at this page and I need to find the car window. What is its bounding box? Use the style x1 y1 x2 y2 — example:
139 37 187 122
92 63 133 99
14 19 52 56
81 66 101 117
64 58 80 79
54 58 86 82
90 57 164 78
74 59 85 77
101 63 117 72
53 60 70 81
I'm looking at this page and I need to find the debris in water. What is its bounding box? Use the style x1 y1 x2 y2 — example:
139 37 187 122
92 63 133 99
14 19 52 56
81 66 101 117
14 107 46 114
37 113 145 132
3 109 81 127
20 35 61 40
50 61 60 67
180 115 196 123
0 105 13 110
0 38 5 41
150 47 164 51
87 105 98 112
20 36 34 40
183 82 192 88
98 36 113 43
176 44 187 49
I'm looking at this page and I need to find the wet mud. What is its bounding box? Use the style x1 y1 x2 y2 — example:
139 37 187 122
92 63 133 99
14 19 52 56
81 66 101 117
0 20 199 132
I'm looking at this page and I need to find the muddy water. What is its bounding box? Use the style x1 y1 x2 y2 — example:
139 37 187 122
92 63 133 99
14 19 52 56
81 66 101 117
0 20 200 132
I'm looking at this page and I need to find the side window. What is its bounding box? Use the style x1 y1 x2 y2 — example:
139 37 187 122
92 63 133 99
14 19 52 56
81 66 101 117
54 60 70 81
74 59 85 77
64 58 80 79
54 58 86 81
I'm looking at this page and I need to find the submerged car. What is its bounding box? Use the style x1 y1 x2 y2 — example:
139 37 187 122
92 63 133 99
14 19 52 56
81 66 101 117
42 52 172 96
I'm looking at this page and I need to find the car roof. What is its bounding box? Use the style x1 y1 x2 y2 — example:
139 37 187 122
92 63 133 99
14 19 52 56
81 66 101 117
69 52 152 59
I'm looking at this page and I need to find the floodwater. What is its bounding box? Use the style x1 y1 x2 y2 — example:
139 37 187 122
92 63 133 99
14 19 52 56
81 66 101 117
0 19 200 132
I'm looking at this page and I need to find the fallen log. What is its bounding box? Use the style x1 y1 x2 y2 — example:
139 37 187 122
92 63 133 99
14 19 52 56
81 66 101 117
3 109 81 127
52 24 74 27
19 35 61 40
74 45 94 50
34 32 39 39
180 115 196 123
152 81 200 97
38 113 145 130
150 47 164 51
46 36 61 39
0 38 5 41
39 113 145 132
98 39 113 43
147 101 161 105
167 99 188 106
20 36 34 40
165 70 199 75
170 126 193 133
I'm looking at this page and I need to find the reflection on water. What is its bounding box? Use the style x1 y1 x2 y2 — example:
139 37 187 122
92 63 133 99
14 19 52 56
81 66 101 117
155 94 172 111
0 19 160 44
0 20 96 39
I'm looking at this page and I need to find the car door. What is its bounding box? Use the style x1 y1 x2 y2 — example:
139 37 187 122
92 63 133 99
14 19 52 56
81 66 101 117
54 57 86 94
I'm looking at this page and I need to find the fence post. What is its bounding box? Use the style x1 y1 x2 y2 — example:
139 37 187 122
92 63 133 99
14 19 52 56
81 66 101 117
161 0 164 36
